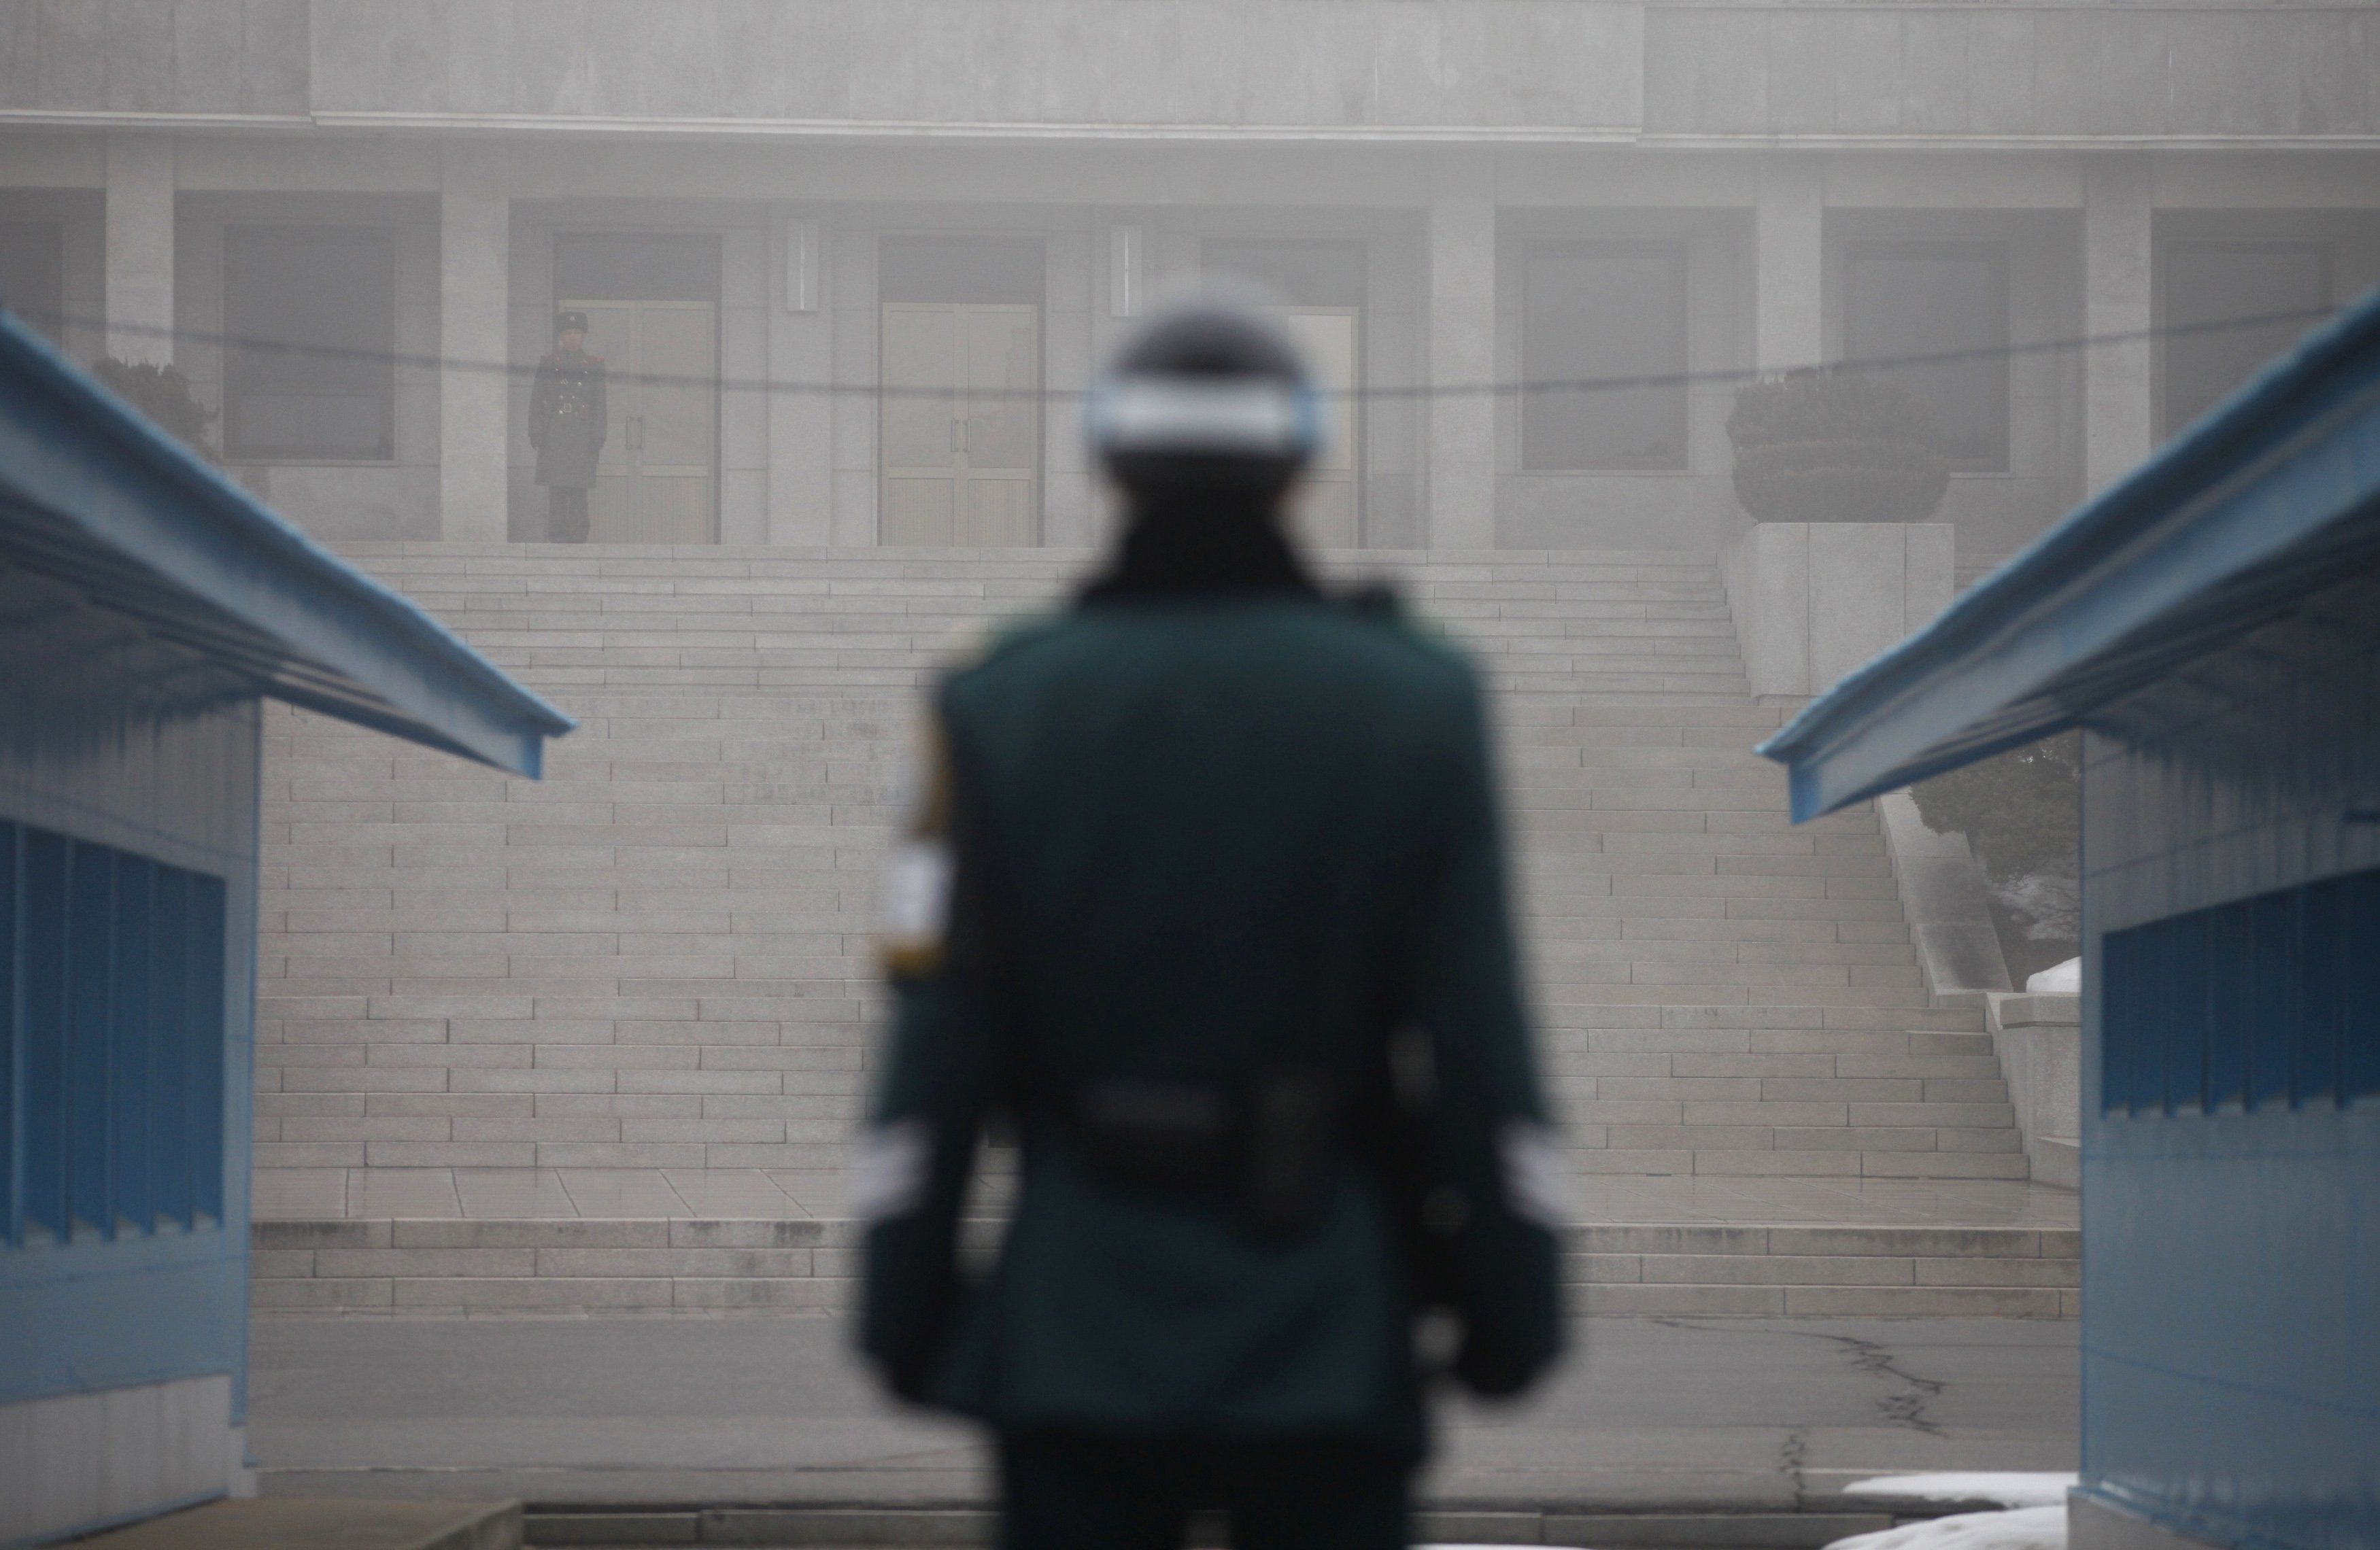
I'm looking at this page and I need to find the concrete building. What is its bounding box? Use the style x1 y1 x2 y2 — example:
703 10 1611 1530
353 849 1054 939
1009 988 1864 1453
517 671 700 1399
1763 288 2380 1550
0 1 2375 562
0 309 565 1547
3 1 2369 1314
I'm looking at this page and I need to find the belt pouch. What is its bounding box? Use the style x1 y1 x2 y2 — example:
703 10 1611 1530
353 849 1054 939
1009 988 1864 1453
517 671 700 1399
1243 1068 1338 1237
1074 1079 1235 1193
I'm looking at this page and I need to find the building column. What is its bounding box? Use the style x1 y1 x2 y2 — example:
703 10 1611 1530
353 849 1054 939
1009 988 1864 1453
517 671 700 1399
1427 164 1497 549
1042 229 1097 548
104 137 175 366
2085 158 2155 494
439 169 510 542
770 216 834 545
1756 160 1824 375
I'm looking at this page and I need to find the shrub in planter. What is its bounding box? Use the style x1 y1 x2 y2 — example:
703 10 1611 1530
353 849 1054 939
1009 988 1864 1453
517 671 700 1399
1727 370 1950 524
88 357 218 464
1911 733 2082 986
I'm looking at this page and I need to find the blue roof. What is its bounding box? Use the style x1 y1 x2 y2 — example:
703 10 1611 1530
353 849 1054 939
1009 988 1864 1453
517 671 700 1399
0 309 572 776
1760 283 2380 821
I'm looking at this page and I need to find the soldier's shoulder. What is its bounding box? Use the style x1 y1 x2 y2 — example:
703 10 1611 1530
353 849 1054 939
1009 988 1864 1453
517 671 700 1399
1329 583 1476 683
936 610 1070 684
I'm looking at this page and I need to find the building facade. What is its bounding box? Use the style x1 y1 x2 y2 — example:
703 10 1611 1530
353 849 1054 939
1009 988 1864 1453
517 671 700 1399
0 0 2376 569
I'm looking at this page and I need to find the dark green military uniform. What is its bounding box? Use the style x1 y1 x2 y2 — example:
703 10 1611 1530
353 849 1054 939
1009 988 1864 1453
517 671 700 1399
857 587 1567 1473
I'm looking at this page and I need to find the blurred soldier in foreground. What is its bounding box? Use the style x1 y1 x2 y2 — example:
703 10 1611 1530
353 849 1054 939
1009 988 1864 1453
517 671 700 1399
528 310 605 542
855 298 1567 1549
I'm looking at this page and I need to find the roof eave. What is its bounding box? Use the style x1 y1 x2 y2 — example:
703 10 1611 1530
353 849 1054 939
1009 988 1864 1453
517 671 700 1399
0 315 572 776
1759 283 2380 820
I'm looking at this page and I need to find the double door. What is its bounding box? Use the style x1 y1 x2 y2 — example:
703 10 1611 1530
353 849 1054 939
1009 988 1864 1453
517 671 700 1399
562 298 717 544
881 303 1040 547
1280 307 1361 549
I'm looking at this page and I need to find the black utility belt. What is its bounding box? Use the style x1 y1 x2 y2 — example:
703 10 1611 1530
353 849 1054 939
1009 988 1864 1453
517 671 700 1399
1061 1070 1341 1238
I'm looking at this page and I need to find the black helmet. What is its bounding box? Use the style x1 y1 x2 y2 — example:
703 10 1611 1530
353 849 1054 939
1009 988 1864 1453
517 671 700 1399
1087 297 1321 493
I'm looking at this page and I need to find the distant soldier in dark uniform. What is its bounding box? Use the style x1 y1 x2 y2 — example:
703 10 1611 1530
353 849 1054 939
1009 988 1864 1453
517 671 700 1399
856 298 1568 1550
528 310 606 542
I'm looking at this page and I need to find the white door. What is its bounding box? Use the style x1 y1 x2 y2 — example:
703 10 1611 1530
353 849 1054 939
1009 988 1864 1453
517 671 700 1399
564 298 717 544
881 302 1040 546
1282 307 1360 549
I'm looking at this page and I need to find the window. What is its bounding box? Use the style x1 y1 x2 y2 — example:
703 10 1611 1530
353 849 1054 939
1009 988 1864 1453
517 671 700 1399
2161 241 2329 438
224 224 396 460
2101 866 2380 1118
1521 242 1689 472
0 220 65 339
3 820 226 1247
1843 242 2009 470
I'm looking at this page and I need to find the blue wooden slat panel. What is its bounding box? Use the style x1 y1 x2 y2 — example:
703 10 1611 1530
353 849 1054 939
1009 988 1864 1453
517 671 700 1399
20 827 66 1243
151 864 188 1229
1 823 14 1242
2164 910 2208 1116
65 840 112 1238
112 853 152 1233
2346 872 2380 1105
2245 892 2296 1111
1 823 233 1247
2102 865 2380 1119
2115 928 2146 1114
2294 878 2342 1109
190 873 225 1224
2207 906 2252 1112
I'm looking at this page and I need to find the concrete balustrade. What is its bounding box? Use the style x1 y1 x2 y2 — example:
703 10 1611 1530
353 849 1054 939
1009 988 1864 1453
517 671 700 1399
1720 523 1956 702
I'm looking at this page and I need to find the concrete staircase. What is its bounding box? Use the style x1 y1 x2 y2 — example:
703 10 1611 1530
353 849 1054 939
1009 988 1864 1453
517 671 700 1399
250 544 2073 1318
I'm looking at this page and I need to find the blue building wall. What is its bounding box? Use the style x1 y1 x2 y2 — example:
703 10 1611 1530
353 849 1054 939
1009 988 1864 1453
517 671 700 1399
2079 564 2380 1550
0 578 258 1431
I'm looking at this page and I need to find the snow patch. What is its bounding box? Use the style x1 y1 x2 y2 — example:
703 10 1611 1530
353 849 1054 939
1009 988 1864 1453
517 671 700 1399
2026 957 2081 993
1846 1472 2077 1509
1825 1504 2067 1550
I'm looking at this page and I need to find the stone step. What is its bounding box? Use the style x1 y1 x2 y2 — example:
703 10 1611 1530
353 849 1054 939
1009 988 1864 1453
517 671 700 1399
73 1499 521 1550
519 1506 1918 1549
248 1217 2078 1320
254 545 2031 1195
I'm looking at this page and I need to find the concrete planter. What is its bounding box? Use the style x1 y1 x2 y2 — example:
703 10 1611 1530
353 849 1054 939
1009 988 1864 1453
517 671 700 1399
1722 523 1954 700
1987 991 2084 1190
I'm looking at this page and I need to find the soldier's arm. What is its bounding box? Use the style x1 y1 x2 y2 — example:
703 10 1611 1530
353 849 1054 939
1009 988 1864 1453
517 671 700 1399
590 364 607 448
526 363 549 448
1406 672 1568 1398
853 700 1012 1402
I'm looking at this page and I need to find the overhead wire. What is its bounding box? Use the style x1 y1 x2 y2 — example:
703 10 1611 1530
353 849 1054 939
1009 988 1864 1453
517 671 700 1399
26 303 2347 403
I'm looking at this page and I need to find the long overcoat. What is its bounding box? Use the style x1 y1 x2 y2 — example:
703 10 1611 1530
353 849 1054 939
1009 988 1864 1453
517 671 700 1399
857 591 1567 1458
528 348 607 490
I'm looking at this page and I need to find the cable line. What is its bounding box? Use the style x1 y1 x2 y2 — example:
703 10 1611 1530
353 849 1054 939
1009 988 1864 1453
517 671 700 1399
28 304 2345 404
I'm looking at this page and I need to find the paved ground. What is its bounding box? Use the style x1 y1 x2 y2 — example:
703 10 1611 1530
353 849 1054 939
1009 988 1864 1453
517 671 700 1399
249 1315 2076 1511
